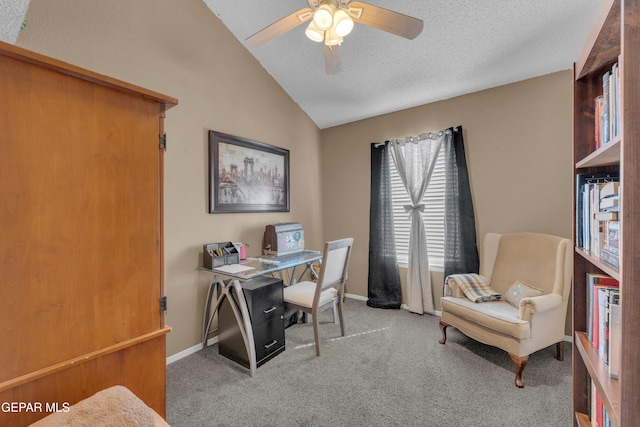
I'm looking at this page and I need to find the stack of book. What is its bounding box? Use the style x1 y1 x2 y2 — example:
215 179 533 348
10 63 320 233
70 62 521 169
591 382 614 427
576 175 620 266
586 273 621 380
595 57 621 149
599 180 620 268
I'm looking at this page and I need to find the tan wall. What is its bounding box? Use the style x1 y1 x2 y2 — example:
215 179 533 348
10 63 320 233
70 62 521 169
16 0 575 356
17 0 324 357
320 71 574 333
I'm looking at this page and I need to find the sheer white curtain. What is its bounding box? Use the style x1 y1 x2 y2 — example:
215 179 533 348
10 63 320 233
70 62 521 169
390 131 445 314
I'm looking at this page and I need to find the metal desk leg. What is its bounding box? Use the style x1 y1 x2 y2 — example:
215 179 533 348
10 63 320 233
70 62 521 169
202 279 218 346
229 279 257 377
201 276 257 376
289 260 319 285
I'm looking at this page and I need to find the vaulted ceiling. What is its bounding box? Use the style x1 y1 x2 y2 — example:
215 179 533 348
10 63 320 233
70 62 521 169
204 0 601 128
0 1 602 130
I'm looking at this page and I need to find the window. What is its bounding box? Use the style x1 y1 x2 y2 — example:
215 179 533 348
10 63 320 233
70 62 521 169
388 150 445 269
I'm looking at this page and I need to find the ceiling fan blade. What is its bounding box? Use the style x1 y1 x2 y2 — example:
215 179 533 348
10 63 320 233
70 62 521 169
348 1 423 40
245 8 314 48
324 44 343 74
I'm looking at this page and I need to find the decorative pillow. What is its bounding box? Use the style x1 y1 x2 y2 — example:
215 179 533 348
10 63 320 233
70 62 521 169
505 280 544 307
447 274 501 303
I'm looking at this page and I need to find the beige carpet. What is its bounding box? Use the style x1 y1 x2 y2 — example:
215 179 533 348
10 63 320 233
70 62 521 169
167 297 571 426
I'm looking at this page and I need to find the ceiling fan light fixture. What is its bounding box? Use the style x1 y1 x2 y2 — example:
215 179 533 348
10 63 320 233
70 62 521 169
313 4 334 31
305 22 324 42
324 27 343 46
333 9 354 37
246 0 424 73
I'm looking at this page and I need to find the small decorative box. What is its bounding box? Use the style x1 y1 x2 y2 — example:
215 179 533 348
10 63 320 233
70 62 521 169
203 241 240 269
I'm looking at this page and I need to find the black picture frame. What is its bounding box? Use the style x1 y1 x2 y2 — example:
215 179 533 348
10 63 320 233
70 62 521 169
209 131 290 213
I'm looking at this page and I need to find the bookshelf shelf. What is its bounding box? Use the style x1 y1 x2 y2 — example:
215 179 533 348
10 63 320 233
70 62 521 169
575 247 619 281
576 137 620 169
575 332 621 426
572 0 640 426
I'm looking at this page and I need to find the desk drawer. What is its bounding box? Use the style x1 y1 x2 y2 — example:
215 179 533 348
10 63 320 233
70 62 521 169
219 276 286 369
219 311 285 368
254 318 285 366
243 278 284 325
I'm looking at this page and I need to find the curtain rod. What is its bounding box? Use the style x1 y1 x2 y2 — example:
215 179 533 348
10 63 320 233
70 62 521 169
373 128 452 148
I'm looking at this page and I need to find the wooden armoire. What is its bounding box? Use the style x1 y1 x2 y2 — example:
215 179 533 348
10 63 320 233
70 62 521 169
0 41 177 425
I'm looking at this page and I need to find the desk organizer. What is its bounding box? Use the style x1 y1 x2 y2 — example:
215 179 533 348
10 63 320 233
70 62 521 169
203 241 240 269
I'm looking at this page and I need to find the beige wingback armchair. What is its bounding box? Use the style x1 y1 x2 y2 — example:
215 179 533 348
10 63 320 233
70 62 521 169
439 232 572 387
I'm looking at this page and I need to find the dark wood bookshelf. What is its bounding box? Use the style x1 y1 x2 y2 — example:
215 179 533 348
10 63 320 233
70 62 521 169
575 332 621 426
572 0 640 425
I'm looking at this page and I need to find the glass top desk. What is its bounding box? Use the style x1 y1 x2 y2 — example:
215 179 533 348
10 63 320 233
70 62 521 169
200 250 322 376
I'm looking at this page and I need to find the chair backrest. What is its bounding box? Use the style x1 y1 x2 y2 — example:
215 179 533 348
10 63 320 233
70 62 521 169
481 232 572 299
315 238 354 300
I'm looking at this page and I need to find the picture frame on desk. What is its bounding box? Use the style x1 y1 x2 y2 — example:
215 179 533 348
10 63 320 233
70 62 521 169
209 130 290 213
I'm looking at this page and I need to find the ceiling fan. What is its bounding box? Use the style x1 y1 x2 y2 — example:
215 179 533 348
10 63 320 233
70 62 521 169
245 0 423 74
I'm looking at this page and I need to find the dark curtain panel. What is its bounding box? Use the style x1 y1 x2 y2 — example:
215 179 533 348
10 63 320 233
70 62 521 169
367 143 402 309
444 126 479 281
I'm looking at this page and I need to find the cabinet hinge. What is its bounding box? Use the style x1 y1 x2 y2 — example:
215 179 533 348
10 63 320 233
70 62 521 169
160 296 168 313
159 133 167 151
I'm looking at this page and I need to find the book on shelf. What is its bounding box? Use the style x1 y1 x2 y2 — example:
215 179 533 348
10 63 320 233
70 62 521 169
598 287 613 364
600 181 620 200
601 221 620 268
575 174 620 260
591 381 613 427
595 59 621 149
602 70 610 145
606 221 619 250
595 95 603 149
611 61 619 142
600 195 619 269
586 273 619 348
576 174 609 250
600 195 619 211
591 380 597 426
601 250 619 269
608 290 621 379
586 273 621 382
594 211 618 221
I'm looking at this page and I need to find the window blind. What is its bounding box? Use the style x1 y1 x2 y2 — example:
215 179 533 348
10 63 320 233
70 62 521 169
389 151 445 268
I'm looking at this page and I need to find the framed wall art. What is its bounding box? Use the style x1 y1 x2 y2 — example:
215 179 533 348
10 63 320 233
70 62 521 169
209 131 290 213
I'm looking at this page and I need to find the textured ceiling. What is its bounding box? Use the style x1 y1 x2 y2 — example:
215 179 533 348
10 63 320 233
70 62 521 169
0 0 30 43
1 1 602 129
204 0 601 129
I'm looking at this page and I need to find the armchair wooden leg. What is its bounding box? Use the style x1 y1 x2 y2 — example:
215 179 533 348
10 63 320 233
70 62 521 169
556 341 564 361
508 353 529 388
439 321 449 344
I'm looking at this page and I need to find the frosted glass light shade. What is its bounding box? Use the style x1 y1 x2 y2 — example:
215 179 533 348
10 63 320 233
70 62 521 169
333 10 354 37
313 5 334 31
305 22 324 42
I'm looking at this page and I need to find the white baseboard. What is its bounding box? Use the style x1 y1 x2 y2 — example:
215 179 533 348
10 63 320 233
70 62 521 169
166 336 218 365
344 293 366 301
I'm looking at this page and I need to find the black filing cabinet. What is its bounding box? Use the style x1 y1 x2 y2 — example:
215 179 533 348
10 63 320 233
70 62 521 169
219 276 285 368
